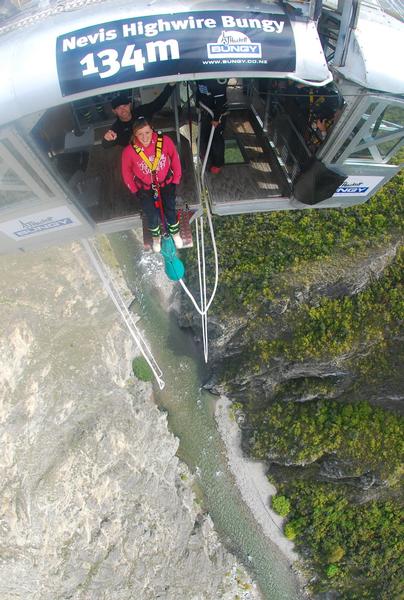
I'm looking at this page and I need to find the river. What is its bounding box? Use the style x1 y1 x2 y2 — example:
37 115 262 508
107 229 303 600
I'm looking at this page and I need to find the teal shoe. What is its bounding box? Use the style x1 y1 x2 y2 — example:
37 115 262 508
160 235 185 281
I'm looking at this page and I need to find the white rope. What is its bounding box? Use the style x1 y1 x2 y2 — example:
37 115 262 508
179 216 209 360
82 238 166 390
196 217 205 315
177 113 220 362
201 123 216 181
200 215 209 362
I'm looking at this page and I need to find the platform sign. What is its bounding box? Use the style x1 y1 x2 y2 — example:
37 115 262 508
56 11 296 96
0 206 82 240
333 175 385 197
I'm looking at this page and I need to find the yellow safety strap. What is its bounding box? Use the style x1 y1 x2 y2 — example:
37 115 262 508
133 133 163 174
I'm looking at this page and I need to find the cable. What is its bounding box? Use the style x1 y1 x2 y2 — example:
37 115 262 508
82 238 166 390
179 215 210 361
177 114 221 362
200 215 209 362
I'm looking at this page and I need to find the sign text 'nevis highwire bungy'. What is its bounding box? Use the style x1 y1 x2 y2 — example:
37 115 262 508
56 11 296 95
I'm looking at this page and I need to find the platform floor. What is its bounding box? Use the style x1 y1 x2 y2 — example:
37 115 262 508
205 109 290 214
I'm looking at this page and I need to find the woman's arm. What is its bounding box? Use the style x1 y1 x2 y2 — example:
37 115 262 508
121 148 138 193
165 137 182 184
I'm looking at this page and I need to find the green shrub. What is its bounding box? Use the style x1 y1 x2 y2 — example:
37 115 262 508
284 522 297 540
326 564 340 578
230 401 244 421
271 494 291 517
132 356 154 382
327 545 345 563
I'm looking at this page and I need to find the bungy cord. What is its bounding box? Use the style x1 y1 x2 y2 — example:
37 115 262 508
82 237 166 390
178 110 219 363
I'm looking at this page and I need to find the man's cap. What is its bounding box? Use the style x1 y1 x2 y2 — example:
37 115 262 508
111 95 130 109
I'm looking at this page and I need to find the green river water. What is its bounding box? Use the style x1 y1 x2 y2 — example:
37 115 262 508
108 230 303 600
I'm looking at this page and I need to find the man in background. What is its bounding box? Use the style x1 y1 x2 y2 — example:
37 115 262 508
102 83 175 149
196 79 228 174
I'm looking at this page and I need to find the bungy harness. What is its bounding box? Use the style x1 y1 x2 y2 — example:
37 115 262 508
132 133 185 282
132 132 165 221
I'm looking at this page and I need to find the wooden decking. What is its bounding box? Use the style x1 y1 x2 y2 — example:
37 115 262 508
85 144 136 222
205 109 290 215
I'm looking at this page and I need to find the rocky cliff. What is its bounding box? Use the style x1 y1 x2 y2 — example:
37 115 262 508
184 238 403 414
0 242 257 600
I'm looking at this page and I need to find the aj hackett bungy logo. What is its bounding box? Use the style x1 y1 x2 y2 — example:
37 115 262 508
334 175 384 197
337 182 369 194
207 17 284 59
208 30 262 59
56 12 294 95
14 215 74 237
0 207 81 240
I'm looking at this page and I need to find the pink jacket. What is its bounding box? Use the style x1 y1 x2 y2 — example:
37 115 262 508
121 132 182 194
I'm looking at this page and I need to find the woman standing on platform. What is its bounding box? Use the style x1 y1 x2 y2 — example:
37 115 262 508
121 117 183 253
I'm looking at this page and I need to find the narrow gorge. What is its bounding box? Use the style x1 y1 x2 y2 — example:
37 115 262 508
179 170 403 599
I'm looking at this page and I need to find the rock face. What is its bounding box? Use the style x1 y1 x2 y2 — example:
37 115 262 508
182 239 403 508
0 242 257 600
188 239 403 409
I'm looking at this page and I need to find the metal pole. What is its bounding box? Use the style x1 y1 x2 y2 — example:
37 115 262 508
334 0 359 67
263 83 270 133
172 84 181 155
309 0 323 21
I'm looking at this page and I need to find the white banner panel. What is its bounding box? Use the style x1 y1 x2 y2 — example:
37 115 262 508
0 206 82 240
